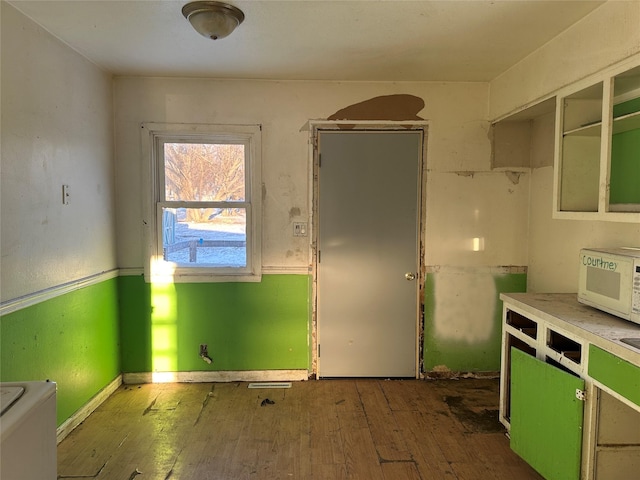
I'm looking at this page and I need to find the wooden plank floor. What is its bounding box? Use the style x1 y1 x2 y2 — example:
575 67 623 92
57 379 543 479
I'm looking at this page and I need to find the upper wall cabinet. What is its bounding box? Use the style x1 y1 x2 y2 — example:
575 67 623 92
554 62 640 222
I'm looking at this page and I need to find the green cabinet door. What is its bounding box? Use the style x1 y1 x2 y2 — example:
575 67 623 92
510 348 585 480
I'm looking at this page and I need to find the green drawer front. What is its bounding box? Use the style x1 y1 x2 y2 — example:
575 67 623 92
588 345 640 408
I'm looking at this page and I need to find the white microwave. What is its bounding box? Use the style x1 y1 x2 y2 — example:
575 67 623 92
578 247 640 325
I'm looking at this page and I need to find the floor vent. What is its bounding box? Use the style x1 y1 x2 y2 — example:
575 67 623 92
247 382 292 389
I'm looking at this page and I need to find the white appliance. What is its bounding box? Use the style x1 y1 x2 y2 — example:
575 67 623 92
578 247 640 324
0 381 57 479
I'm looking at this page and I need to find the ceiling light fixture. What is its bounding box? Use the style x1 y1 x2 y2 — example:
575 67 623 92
182 1 245 40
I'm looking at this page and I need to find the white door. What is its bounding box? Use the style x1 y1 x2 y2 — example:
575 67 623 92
317 130 421 377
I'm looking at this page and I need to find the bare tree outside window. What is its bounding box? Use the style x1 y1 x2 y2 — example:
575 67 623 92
164 143 245 221
161 142 248 267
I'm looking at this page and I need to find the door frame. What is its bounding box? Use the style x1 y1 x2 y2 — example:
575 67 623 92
308 121 429 378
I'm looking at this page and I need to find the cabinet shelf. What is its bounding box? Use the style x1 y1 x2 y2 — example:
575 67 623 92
506 311 538 339
609 203 640 213
548 329 582 365
546 356 581 376
613 110 640 134
563 106 640 136
564 122 601 137
563 351 582 362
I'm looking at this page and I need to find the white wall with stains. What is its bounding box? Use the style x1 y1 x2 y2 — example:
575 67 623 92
425 171 529 267
114 79 517 273
1 3 116 302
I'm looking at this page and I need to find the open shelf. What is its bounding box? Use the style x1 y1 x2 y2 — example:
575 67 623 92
564 122 601 137
548 330 582 365
613 111 640 134
507 311 538 340
546 356 581 376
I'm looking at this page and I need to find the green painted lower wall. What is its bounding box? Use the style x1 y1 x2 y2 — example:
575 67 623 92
0 279 120 426
1 270 525 427
423 272 527 372
118 274 311 373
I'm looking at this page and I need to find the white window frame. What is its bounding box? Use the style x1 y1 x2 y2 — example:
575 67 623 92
141 123 262 283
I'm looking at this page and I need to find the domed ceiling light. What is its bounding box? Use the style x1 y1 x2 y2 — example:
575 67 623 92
182 1 245 40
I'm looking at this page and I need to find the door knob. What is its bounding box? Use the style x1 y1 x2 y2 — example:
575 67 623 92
405 272 416 281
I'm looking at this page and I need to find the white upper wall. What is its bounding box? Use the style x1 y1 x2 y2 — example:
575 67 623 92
1 2 116 302
113 78 529 270
489 0 640 120
489 1 640 293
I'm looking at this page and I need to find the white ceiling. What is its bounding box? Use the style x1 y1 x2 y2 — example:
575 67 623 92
7 0 605 82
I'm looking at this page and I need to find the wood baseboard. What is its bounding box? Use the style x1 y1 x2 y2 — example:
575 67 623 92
56 375 122 444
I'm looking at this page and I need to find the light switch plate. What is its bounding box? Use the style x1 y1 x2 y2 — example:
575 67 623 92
293 222 307 237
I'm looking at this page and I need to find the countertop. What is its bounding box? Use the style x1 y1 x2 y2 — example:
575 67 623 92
500 292 640 367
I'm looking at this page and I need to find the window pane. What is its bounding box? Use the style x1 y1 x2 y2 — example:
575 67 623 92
163 143 245 202
162 207 246 267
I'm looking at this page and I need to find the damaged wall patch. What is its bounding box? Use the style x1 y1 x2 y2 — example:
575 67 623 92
328 94 425 121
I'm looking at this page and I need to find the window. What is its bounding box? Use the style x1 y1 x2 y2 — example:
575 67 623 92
142 124 262 282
